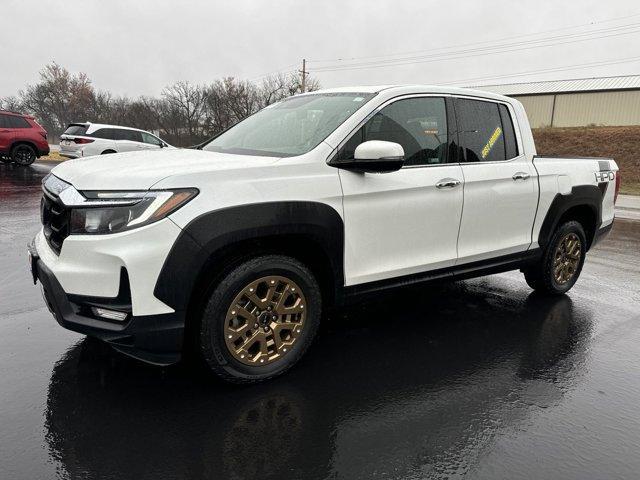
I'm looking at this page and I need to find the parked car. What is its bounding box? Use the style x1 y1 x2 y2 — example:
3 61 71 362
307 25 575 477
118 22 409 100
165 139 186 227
0 110 49 165
59 123 172 158
29 85 619 383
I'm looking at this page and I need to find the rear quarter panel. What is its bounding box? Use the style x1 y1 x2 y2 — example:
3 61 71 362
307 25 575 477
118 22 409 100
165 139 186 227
532 157 618 248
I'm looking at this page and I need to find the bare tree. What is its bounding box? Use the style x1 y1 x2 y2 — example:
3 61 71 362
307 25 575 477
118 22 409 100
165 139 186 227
19 63 96 139
203 77 259 134
257 72 320 108
161 81 206 144
0 96 23 112
7 63 320 146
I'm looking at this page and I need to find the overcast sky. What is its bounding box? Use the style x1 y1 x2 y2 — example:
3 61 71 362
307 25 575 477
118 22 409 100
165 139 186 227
2 0 639 98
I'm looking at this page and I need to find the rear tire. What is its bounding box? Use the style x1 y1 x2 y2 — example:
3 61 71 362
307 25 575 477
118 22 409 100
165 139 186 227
199 255 321 383
523 220 587 295
101 150 116 155
11 144 36 165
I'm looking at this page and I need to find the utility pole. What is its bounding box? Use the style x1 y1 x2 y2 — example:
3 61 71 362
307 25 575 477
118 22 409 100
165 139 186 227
299 58 307 93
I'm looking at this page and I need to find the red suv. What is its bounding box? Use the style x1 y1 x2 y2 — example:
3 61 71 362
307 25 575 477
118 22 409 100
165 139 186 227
0 110 49 166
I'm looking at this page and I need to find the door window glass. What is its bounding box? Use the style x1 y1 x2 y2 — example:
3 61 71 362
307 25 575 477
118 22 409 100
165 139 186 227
456 99 506 162
0 114 9 128
141 132 163 146
6 115 30 128
115 129 143 142
91 128 115 140
499 104 519 159
339 97 448 166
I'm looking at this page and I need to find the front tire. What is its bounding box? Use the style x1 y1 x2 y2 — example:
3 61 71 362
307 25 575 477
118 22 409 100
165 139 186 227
199 255 321 383
524 220 587 295
12 144 36 165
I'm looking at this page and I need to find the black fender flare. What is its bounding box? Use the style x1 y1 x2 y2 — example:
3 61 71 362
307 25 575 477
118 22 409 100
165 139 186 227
537 185 603 250
10 140 38 153
154 201 345 312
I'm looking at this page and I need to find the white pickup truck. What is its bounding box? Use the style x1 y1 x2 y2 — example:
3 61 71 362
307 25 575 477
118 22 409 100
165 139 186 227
29 85 620 383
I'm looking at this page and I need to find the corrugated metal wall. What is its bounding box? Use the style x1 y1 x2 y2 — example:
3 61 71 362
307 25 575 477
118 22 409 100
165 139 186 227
516 95 555 128
553 91 640 127
514 90 640 128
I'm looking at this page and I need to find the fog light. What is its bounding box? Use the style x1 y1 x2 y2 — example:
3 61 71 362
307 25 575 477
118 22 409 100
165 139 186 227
91 307 128 322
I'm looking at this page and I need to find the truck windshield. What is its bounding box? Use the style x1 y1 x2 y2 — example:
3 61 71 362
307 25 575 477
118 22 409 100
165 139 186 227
202 92 375 157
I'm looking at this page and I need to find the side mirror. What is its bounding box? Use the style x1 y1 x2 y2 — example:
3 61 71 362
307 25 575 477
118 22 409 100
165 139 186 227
334 140 405 173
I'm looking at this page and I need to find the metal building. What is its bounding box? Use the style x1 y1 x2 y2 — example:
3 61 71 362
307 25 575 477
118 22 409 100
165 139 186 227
473 75 640 128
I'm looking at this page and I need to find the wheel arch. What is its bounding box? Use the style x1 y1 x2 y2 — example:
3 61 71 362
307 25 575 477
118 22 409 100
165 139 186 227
154 201 345 323
10 140 38 154
538 185 602 251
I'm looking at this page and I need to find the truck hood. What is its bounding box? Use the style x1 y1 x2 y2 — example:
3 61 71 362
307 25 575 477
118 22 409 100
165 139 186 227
51 149 280 190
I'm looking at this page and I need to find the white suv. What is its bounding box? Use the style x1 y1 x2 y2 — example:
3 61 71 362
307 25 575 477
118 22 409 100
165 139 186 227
30 86 618 383
59 123 172 158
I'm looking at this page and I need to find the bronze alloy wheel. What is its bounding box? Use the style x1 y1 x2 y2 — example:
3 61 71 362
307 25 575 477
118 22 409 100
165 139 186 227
553 232 582 285
224 275 307 366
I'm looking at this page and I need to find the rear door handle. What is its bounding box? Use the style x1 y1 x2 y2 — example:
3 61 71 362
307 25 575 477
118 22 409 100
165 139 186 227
512 172 530 181
436 178 461 189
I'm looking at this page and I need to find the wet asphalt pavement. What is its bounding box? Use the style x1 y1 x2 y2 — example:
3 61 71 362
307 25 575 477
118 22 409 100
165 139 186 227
1 162 640 480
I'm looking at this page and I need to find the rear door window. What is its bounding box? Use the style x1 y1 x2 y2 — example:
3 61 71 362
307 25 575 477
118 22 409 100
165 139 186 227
91 128 115 140
7 115 31 128
455 99 506 162
113 129 126 141
115 129 143 142
498 104 519 159
0 114 9 128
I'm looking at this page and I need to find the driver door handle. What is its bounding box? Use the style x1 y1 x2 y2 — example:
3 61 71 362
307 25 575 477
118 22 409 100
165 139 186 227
512 172 530 181
436 178 461 189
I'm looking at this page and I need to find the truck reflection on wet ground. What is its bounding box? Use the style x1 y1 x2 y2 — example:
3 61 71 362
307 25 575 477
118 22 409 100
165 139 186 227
45 287 589 480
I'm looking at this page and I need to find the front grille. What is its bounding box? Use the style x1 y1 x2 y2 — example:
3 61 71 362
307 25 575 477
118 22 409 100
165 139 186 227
41 192 70 255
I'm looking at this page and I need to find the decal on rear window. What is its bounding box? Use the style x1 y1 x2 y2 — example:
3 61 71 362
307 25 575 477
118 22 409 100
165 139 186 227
481 126 502 159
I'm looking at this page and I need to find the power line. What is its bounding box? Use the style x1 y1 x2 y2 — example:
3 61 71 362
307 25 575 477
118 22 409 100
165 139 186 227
311 22 640 71
309 26 640 73
246 12 640 82
440 56 640 86
308 11 640 65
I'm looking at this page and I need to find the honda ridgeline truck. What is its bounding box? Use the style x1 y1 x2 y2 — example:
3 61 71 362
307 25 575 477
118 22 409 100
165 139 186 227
29 85 620 383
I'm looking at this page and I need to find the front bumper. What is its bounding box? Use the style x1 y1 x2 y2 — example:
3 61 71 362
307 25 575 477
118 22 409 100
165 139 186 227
29 240 184 365
34 217 181 315
31 212 186 365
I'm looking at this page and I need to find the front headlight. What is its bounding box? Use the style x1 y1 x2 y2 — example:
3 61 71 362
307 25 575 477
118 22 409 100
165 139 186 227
69 189 198 234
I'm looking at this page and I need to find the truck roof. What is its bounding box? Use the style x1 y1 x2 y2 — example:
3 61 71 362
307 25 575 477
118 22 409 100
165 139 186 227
310 84 514 103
